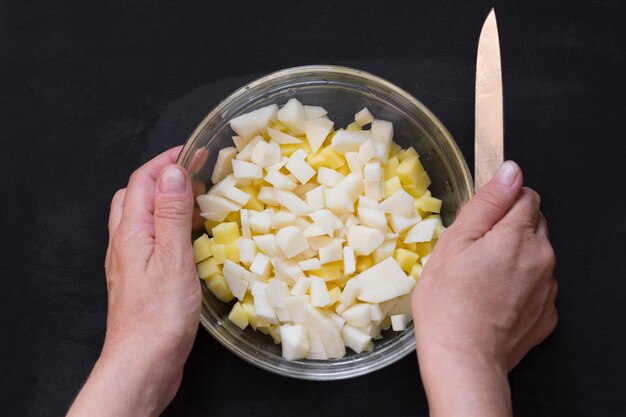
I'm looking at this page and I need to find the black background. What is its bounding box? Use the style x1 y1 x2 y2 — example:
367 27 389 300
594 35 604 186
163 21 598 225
1 1 625 416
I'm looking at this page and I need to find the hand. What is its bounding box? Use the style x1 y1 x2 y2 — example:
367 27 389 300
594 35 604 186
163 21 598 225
412 161 557 417
68 147 201 417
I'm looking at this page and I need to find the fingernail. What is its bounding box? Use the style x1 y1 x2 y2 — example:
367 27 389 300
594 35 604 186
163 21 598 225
160 166 186 194
493 161 519 186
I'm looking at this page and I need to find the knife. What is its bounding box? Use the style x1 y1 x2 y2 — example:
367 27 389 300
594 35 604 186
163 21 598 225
474 8 504 191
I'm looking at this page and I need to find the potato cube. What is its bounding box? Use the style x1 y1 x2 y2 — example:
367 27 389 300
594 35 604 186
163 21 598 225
403 184 422 198
205 273 235 302
394 248 420 273
193 234 213 263
355 256 374 273
418 196 442 213
320 146 345 169
241 298 258 330
280 144 297 157
397 157 424 185
225 240 240 263
346 121 361 131
310 262 343 281
416 241 436 258
228 302 249 330
327 283 342 305
197 257 219 279
211 244 227 264
306 152 329 170
337 164 351 176
212 222 240 244
414 171 432 195
409 263 423 281
389 142 402 157
224 210 241 225
398 146 419 161
384 156 400 180
384 176 402 197
240 186 265 211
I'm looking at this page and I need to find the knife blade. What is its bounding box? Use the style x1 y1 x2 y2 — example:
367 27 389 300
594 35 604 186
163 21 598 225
474 8 504 191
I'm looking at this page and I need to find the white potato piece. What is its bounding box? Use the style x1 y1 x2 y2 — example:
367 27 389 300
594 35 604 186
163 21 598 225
317 167 344 187
240 209 251 238
404 218 438 243
357 207 387 232
304 117 334 154
208 174 238 196
224 187 251 206
290 276 312 296
253 234 283 258
345 152 363 177
197 194 240 214
285 154 316 184
379 188 415 217
250 252 272 278
267 127 302 144
298 258 322 271
338 280 360 306
211 147 237 183
363 161 382 181
319 240 343 264
229 104 278 140
280 324 310 360
343 246 356 275
265 170 297 190
277 98 307 136
271 210 296 230
285 295 310 323
251 140 281 167
390 212 422 234
235 135 263 161
309 209 337 237
238 238 257 266
304 105 328 120
373 239 397 264
391 314 408 331
355 257 414 303
310 276 332 307
222 260 252 301
347 225 385 256
265 280 289 310
275 226 310 258
341 303 371 328
331 130 371 154
341 324 372 354
274 189 311 215
232 159 263 179
354 107 374 126
370 119 393 162
249 211 271 234
305 185 326 211
358 140 378 166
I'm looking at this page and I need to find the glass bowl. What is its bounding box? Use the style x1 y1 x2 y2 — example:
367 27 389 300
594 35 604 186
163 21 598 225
177 65 473 380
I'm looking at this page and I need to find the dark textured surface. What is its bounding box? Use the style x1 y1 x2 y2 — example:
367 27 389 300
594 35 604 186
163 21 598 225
1 1 625 416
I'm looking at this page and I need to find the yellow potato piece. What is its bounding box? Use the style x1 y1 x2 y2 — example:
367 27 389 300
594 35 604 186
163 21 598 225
409 263 423 281
211 244 227 264
320 146 345 169
384 176 402 197
241 296 259 330
394 248 420 273
270 121 289 132
384 156 400 180
346 121 361 131
415 171 432 195
240 186 265 211
225 240 240 263
310 262 342 281
269 325 282 344
355 256 374 273
197 257 219 279
418 196 442 213
416 241 436 258
280 144 297 157
204 220 220 234
306 152 330 170
205 273 235 302
403 184 422 198
193 234 213 263
397 156 424 185
398 146 419 161
389 142 402 157
327 283 342 305
228 302 249 330
212 222 240 244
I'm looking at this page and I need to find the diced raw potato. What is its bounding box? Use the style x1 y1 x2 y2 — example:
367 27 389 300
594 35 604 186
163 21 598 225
343 246 356 275
341 325 372 353
235 136 263 161
254 292 278 324
384 176 402 197
228 302 249 329
341 303 371 327
346 121 361 131
193 234 213 263
394 248 420 273
317 167 344 187
310 276 332 307
255 187 276 206
327 284 342 305
290 276 312 296
265 280 289 310
354 107 374 126
336 174 364 201
212 222 239 244
303 224 326 238
388 294 412 317
347 226 385 256
205 273 234 302
390 212 422 234
331 130 372 154
267 127 302 144
404 218 438 243
370 303 384 322
285 295 310 322
285 153 316 184
373 239 397 264
222 187 250 206
357 207 387 231
211 147 237 183
274 189 311 215
355 257 414 303
358 140 378 165
421 254 431 266
298 258 322 271
278 98 307 136
236 238 256 266
309 209 337 237
208 174 238 196
364 180 383 201
229 104 278 140
309 262 342 282
319 240 343 264
264 170 297 190
304 185 326 211
304 105 328 120
251 140 281 168
379 188 415 217
250 252 272 278
198 257 219 279
276 226 310 258
345 152 363 176
391 314 408 331
197 194 240 214
363 161 382 181
222 261 251 301
325 188 355 214
304 117 334 154
307 332 328 360
240 186 265 211
418 196 443 213
370 119 393 162
396 155 424 185
239 209 251 238
232 159 263 179
232 135 248 151
249 211 271 234
319 146 345 169
344 214 360 228
280 324 310 360
211 244 227 264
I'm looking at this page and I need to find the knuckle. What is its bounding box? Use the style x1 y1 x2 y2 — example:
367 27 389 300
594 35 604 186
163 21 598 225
522 187 541 209
154 196 191 221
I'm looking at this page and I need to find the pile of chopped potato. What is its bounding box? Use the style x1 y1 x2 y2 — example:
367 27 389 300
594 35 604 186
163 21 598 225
193 99 444 360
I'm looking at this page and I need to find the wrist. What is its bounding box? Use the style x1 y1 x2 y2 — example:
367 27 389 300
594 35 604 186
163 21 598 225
417 343 511 417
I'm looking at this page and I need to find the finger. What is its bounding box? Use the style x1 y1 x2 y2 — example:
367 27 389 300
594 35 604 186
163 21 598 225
536 212 549 239
152 164 194 263
452 161 523 241
497 187 541 230
119 146 183 236
108 188 127 242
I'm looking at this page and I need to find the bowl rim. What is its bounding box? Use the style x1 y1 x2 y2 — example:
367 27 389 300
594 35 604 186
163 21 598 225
178 64 474 380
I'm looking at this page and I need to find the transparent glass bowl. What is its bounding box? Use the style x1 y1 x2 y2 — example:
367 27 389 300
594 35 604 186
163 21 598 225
177 65 473 380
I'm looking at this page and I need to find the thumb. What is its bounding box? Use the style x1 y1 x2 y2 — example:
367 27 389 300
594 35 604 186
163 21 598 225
153 164 193 259
452 161 523 241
